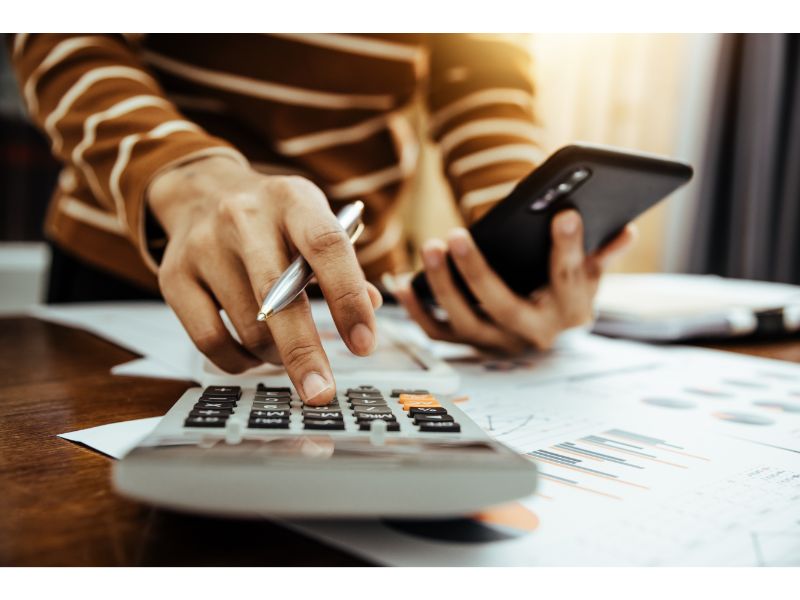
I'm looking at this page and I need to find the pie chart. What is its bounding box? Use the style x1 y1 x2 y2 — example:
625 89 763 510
384 502 539 543
753 400 800 413
642 397 697 410
712 411 775 426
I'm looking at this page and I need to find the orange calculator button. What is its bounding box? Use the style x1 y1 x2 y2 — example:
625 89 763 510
399 393 436 404
401 400 441 411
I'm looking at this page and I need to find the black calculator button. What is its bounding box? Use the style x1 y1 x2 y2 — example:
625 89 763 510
358 420 400 431
257 384 291 393
346 391 384 400
356 413 397 423
250 409 290 419
200 395 238 404
349 398 388 407
252 402 291 411
408 406 448 417
254 390 292 399
391 388 429 397
248 417 290 429
184 416 228 428
190 408 233 417
204 386 241 398
304 419 345 430
195 401 236 410
413 414 455 424
419 421 461 433
303 410 343 420
354 405 393 414
356 412 396 422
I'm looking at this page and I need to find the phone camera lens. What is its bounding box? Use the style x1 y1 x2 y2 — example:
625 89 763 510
570 168 590 183
557 182 573 194
531 198 550 211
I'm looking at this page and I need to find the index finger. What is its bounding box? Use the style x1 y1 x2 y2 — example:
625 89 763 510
282 182 377 358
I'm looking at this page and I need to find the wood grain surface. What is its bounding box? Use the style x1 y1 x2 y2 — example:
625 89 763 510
0 318 366 566
1 316 798 565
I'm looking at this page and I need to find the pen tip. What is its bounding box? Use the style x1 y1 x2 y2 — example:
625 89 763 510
257 310 273 322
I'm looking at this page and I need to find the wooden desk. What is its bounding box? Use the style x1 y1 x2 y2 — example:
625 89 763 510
0 318 367 566
2 317 798 566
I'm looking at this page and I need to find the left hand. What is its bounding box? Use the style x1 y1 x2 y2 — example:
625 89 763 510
387 210 637 353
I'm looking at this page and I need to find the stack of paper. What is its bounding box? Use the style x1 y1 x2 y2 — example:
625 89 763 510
593 273 800 341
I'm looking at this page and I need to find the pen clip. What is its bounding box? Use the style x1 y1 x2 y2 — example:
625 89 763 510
349 221 365 244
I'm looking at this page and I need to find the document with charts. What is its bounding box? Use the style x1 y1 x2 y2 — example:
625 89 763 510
286 379 800 566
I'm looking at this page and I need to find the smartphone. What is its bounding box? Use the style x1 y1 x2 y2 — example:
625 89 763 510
411 143 693 306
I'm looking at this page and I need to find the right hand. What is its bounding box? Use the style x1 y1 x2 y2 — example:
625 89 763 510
148 156 382 405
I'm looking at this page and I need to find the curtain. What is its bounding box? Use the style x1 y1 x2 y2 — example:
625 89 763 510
689 33 800 283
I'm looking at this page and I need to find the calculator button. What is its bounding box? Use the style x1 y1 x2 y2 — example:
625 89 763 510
398 392 436 402
190 408 234 417
254 390 292 399
358 420 400 431
349 398 388 407
408 406 448 417
184 416 228 428
248 417 290 429
257 384 291 393
200 394 238 404
413 414 455 424
304 419 345 430
419 421 461 433
250 409 290 419
204 386 241 398
402 401 441 411
354 405 394 414
391 389 429 397
195 401 236 410
356 413 397 423
251 402 291 411
303 410 343 420
346 391 384 400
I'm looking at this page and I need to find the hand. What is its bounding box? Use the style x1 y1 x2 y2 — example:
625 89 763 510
389 210 636 353
148 156 382 405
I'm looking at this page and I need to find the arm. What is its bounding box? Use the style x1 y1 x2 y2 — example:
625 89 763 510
390 34 636 352
12 34 380 402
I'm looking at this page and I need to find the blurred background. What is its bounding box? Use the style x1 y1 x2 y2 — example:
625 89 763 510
2 33 798 312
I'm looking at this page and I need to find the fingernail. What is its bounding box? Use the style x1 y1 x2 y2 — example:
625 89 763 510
422 242 443 269
302 372 331 402
448 229 470 258
381 272 397 293
350 322 376 354
558 211 579 235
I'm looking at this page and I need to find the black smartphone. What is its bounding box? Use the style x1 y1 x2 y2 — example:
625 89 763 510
411 143 693 306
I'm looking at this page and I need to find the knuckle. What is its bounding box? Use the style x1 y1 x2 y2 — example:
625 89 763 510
217 191 260 223
268 175 325 206
194 328 229 357
305 223 349 256
240 328 272 356
282 341 319 371
332 286 365 310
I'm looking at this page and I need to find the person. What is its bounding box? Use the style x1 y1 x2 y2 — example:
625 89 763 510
10 34 635 406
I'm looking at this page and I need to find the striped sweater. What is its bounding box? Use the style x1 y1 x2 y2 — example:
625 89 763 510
10 33 543 290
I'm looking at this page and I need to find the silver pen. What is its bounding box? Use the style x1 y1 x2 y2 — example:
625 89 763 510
256 200 365 321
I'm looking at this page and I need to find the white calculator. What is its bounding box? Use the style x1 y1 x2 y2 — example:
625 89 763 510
112 383 538 518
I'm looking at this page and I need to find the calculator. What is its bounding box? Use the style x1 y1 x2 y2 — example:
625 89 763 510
112 384 538 518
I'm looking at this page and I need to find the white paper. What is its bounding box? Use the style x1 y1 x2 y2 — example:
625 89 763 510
58 416 162 459
288 383 800 566
111 357 185 380
596 273 800 319
570 345 800 453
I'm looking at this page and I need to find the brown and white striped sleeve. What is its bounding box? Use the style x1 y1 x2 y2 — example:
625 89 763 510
426 34 544 223
9 33 247 273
